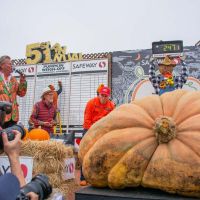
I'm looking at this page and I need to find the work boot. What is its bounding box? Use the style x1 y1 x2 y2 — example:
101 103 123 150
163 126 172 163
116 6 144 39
80 180 87 186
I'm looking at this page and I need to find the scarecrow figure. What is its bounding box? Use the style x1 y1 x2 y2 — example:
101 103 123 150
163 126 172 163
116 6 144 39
149 55 188 95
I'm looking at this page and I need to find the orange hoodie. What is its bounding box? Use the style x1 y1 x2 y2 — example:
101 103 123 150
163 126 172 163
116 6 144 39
83 97 115 129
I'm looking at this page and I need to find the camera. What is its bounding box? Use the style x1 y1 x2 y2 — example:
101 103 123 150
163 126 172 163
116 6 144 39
0 101 12 126
0 124 26 149
16 174 52 200
0 101 26 150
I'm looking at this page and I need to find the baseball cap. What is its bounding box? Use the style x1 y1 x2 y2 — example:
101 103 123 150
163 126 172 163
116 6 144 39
0 173 20 200
99 86 111 96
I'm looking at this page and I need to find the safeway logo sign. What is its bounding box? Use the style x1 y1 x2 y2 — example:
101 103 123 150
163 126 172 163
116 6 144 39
99 61 106 68
28 66 35 73
72 59 108 72
12 65 36 76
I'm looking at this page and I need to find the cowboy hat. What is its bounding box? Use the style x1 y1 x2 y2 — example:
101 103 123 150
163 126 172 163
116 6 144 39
158 56 176 66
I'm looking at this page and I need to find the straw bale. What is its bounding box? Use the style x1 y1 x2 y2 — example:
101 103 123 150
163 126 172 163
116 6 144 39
47 173 63 188
21 140 73 160
60 180 79 199
33 159 64 174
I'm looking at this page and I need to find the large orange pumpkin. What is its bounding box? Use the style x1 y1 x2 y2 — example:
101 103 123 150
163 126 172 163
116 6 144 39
79 89 200 197
28 128 50 140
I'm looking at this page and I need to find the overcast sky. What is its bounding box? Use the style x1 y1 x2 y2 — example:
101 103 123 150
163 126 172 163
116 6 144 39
1 0 200 59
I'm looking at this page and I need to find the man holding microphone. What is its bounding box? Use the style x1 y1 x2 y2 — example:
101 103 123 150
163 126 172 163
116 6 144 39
0 55 27 128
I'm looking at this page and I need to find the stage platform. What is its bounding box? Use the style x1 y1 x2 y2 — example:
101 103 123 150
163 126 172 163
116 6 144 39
75 186 198 200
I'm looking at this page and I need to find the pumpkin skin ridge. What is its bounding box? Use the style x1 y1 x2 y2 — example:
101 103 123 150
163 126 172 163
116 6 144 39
172 91 200 125
82 128 155 187
142 140 200 197
108 137 158 189
133 95 164 121
177 114 200 132
79 103 155 163
168 138 200 165
160 89 188 117
176 132 200 159
142 158 200 198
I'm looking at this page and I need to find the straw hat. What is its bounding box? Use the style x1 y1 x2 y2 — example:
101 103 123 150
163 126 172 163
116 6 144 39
41 87 53 98
159 56 176 66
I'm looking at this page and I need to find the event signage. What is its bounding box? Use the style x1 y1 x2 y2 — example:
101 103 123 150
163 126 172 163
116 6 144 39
152 40 183 58
37 62 71 75
26 42 83 64
0 156 33 183
16 58 108 133
12 65 36 77
72 59 108 73
63 158 75 180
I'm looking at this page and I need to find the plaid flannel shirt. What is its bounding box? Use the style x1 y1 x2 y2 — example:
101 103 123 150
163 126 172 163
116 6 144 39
149 61 188 95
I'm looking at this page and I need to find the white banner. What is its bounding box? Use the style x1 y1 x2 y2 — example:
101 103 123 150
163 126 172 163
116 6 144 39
12 65 36 77
63 157 75 180
0 156 33 183
72 59 108 73
16 58 108 132
37 62 71 75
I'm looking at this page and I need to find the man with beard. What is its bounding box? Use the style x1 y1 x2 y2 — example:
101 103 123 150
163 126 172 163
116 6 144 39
29 87 57 135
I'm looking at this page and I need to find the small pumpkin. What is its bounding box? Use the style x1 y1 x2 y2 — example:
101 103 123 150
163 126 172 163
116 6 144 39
28 128 50 141
79 89 200 197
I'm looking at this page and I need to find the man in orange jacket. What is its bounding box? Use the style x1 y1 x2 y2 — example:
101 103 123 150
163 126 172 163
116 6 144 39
80 86 115 186
83 86 115 130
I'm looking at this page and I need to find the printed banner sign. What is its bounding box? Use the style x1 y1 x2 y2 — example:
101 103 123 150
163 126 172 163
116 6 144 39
112 46 200 106
12 65 36 77
37 62 71 75
72 59 108 73
0 156 33 183
63 158 75 180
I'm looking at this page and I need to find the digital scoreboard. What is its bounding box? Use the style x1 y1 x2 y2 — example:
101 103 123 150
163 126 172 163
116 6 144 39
152 40 183 58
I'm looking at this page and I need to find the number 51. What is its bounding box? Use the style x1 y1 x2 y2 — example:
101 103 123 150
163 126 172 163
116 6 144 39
26 42 51 64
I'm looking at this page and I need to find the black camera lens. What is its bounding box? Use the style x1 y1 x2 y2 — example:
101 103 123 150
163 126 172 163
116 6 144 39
0 124 26 150
17 174 52 200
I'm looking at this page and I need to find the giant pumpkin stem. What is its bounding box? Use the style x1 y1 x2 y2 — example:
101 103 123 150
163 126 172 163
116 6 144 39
154 116 176 144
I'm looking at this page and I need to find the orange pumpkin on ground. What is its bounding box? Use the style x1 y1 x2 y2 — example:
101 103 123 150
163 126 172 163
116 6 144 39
79 89 200 197
28 128 50 141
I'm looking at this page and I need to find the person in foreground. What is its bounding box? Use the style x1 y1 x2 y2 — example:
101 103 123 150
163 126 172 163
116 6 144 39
0 129 38 200
80 86 115 186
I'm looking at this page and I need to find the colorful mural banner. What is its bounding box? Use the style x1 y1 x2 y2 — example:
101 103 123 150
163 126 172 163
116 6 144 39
111 46 200 106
